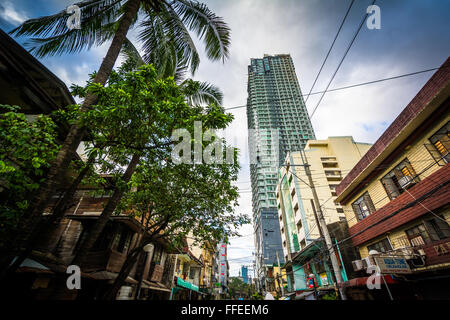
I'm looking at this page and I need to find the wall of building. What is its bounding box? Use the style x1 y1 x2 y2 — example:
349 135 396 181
277 137 371 257
342 112 449 229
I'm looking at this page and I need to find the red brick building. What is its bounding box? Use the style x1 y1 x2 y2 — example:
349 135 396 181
335 57 450 299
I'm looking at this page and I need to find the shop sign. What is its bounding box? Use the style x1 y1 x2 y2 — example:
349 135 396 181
319 273 329 286
374 256 411 274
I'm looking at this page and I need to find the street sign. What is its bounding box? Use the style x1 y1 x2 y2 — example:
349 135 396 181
374 256 411 274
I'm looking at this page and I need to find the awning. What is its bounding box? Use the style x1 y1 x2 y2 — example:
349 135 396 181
291 240 324 264
176 277 199 292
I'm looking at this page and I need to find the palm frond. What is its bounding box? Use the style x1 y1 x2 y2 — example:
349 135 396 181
172 51 189 84
174 0 231 62
120 37 145 66
10 0 125 57
138 8 200 75
120 35 187 83
181 79 223 106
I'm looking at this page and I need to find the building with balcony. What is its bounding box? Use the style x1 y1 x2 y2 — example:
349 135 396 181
246 53 316 289
276 137 371 297
171 235 206 300
335 57 450 300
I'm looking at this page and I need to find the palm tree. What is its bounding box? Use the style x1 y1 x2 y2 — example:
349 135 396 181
1 0 230 275
71 48 225 267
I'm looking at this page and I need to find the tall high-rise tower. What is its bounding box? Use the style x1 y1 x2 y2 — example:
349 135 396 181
246 54 315 284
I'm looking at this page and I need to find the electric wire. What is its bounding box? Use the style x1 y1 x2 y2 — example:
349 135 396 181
304 0 356 104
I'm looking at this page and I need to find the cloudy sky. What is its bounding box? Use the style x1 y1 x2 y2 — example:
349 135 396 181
1 0 449 277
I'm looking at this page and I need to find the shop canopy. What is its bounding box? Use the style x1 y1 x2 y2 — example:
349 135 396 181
176 277 199 292
291 239 325 265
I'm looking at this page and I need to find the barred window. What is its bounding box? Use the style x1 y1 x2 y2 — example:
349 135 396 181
405 224 430 246
368 238 392 253
381 158 418 200
352 192 376 221
427 121 450 164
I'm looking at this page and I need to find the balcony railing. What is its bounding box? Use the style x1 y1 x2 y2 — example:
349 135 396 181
383 235 450 267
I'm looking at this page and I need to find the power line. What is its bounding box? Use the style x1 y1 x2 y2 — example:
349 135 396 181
278 153 446 258
326 155 449 253
304 0 355 104
224 66 441 111
309 0 377 118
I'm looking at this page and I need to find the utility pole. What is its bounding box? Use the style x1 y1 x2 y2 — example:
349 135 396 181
299 150 347 300
276 251 284 297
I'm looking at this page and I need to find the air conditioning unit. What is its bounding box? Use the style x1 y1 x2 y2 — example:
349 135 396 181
363 256 377 268
352 260 365 271
399 175 414 188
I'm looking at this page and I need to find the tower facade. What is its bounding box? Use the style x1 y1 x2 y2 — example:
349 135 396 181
246 54 315 284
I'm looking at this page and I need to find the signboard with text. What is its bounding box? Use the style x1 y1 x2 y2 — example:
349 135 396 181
374 256 411 274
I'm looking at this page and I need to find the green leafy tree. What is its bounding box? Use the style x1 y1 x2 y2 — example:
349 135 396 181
0 106 60 248
65 64 240 270
3 0 231 273
103 157 248 299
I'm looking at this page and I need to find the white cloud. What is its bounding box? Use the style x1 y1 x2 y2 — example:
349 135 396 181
0 1 28 24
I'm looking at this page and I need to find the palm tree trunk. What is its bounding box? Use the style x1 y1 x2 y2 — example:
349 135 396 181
71 153 140 266
0 0 142 275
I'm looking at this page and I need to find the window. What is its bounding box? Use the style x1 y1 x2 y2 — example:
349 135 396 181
425 216 450 241
300 239 306 249
116 228 131 253
329 185 338 196
296 220 302 232
367 238 392 253
352 192 376 221
152 245 163 264
405 224 430 246
90 222 114 251
189 267 197 280
381 158 418 200
427 121 450 163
